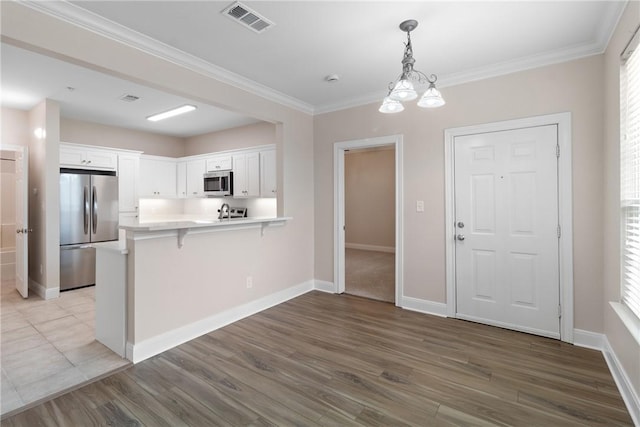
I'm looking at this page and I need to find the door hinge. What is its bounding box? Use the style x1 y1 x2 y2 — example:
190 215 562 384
556 144 560 158
558 304 562 318
557 224 561 238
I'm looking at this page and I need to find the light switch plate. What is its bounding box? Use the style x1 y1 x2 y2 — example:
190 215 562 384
416 200 425 212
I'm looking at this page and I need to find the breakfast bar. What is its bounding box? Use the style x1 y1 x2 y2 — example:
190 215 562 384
96 215 293 363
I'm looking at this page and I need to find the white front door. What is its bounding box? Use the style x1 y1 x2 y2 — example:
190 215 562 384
15 147 28 298
454 125 560 338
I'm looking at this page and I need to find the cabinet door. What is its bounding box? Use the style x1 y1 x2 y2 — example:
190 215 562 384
246 152 260 197
186 159 205 197
139 157 177 197
260 149 277 198
157 160 177 197
60 146 86 167
60 145 117 170
206 156 233 172
232 154 247 197
85 149 117 170
177 162 187 198
118 154 139 212
232 153 259 198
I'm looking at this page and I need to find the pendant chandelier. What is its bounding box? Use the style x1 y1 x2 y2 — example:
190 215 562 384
379 19 445 114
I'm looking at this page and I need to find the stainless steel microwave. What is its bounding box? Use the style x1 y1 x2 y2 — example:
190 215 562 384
203 171 233 197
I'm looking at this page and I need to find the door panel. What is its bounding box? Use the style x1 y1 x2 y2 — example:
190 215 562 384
454 125 560 338
15 147 28 298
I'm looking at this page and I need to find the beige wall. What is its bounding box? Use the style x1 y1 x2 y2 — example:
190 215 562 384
184 121 276 156
345 148 395 249
1 107 29 147
315 55 605 332
603 1 640 402
61 118 185 157
1 2 313 340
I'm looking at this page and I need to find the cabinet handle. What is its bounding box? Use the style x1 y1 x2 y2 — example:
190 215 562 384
87 160 92 164
81 160 86 163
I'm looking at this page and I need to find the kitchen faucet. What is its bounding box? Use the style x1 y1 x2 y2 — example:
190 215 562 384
218 203 230 220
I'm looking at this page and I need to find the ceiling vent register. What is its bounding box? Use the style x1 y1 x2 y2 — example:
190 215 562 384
222 2 274 33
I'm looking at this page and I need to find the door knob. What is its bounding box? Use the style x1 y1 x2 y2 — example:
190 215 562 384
16 229 22 234
457 221 465 228
457 234 465 241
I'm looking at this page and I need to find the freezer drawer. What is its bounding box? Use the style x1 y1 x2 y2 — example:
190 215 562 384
60 245 95 291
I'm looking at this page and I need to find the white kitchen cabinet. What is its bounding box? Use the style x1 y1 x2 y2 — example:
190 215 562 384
187 159 205 197
139 156 177 198
117 153 140 212
60 143 117 171
206 156 233 172
177 159 205 198
260 149 277 198
233 152 260 198
177 161 187 198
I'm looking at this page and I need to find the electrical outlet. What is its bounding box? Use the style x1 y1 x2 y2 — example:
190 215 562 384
416 200 425 212
246 276 253 289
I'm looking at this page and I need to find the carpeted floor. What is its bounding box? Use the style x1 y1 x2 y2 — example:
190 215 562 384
345 248 395 303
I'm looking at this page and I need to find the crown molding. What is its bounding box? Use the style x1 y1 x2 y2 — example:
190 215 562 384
19 0 315 116
16 0 628 117
315 5 625 116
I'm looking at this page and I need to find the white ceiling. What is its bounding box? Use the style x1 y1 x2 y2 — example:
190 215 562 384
1 1 626 136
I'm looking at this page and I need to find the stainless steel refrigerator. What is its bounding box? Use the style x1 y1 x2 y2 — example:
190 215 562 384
60 169 119 291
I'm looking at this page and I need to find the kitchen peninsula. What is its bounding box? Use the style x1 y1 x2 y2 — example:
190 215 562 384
96 214 292 364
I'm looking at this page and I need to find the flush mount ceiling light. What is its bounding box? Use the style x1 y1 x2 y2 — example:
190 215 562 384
147 104 197 122
379 20 445 114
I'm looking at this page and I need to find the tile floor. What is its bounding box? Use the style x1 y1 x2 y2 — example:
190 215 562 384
1 279 130 416
345 248 395 303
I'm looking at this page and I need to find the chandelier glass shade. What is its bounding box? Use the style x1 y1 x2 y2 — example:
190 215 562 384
379 20 445 113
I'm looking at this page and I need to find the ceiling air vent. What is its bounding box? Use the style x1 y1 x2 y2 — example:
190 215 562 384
119 94 140 102
222 2 274 34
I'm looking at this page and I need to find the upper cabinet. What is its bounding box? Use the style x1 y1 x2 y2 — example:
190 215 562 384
206 156 233 172
260 149 277 198
233 152 260 198
139 156 177 198
60 143 117 171
177 158 206 198
117 153 140 213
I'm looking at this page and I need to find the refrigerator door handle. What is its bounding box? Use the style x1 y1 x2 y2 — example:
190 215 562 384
92 185 98 234
83 186 89 234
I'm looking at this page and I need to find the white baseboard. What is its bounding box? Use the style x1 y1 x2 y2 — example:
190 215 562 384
603 336 640 426
28 278 59 300
573 329 605 350
400 296 447 317
129 280 315 364
314 280 335 293
345 243 395 253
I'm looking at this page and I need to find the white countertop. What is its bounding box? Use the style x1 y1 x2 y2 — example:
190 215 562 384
93 240 128 254
119 215 291 232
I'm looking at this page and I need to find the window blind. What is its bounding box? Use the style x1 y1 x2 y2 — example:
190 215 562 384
621 27 640 320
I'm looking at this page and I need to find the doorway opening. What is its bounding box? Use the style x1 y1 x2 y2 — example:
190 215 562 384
334 135 403 305
444 113 574 342
344 146 396 303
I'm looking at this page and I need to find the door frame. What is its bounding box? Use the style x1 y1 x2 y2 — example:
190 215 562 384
334 134 403 305
444 113 574 342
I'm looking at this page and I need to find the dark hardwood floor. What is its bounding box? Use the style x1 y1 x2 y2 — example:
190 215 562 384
2 291 633 426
